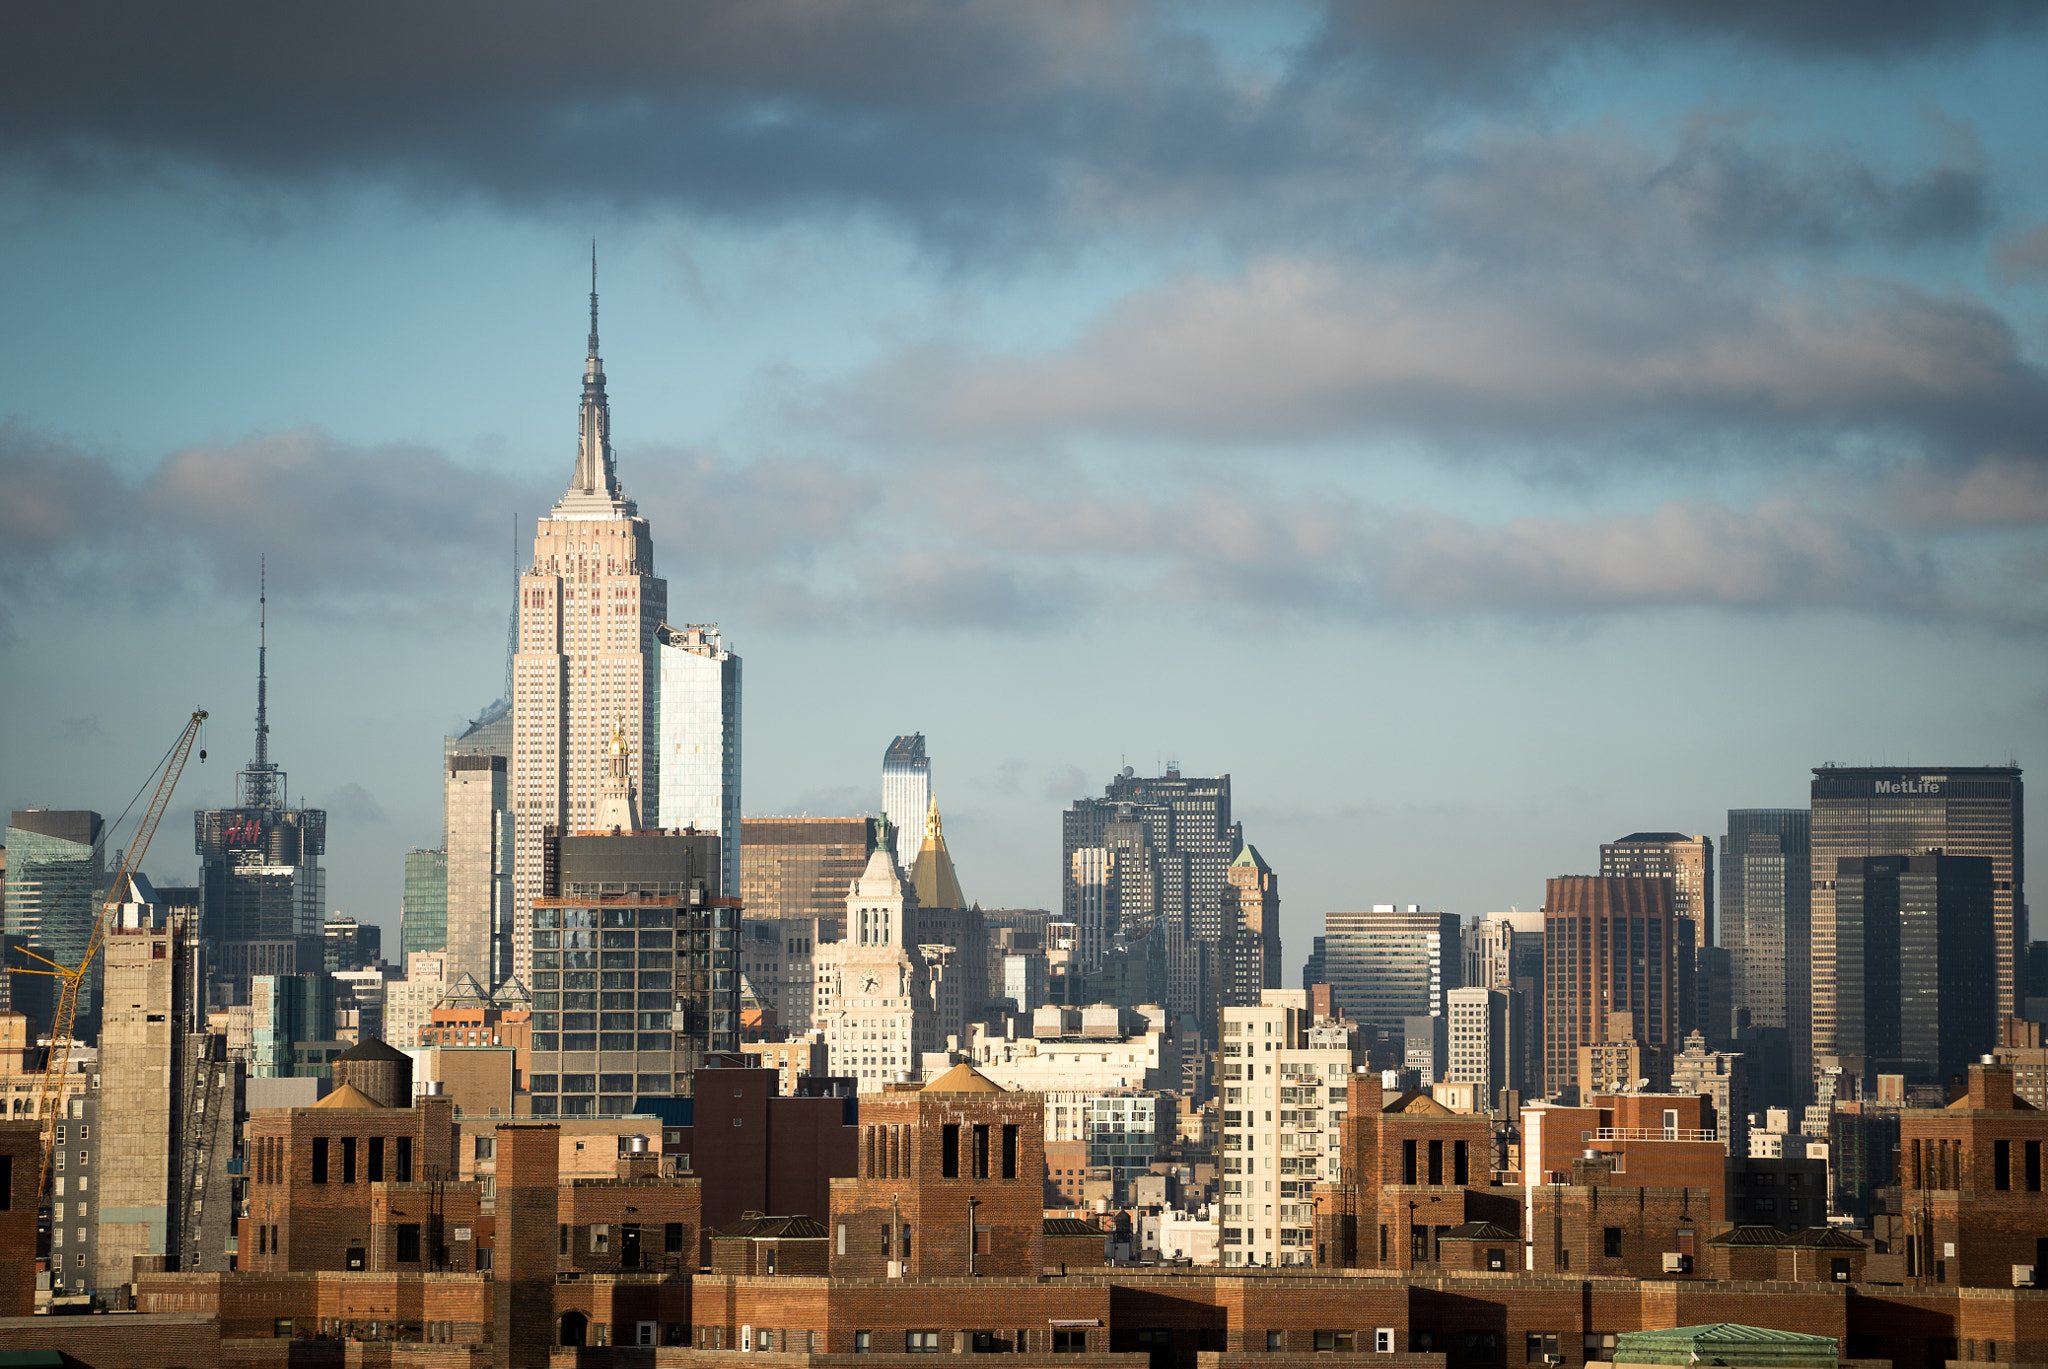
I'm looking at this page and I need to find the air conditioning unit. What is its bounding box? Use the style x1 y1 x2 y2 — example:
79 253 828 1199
2013 1265 2036 1288
1661 1253 1691 1274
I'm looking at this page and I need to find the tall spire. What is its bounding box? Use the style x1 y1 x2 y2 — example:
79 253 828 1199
238 556 283 809
587 239 600 360
567 241 621 501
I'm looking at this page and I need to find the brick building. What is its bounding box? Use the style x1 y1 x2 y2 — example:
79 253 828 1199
241 1085 460 1272
828 1062 1045 1278
1313 1070 1513 1272
1890 1060 2048 1288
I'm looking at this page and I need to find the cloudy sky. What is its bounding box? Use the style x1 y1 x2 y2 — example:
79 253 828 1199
3 2 2044 973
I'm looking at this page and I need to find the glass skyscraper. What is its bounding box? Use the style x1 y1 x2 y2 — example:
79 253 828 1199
3 809 104 1034
400 848 448 964
655 622 742 899
882 734 929 873
1721 808 1811 1043
1810 766 2024 1068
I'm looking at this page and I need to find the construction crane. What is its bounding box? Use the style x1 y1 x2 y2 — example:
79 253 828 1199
9 708 207 1193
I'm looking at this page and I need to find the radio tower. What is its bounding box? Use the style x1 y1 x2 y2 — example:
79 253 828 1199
237 557 283 810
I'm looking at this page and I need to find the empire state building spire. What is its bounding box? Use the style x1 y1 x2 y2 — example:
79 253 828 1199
569 241 622 502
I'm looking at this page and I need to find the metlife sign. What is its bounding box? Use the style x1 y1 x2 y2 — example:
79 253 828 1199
1870 777 1944 798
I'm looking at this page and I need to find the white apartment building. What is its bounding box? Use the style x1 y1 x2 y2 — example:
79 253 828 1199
1445 986 1509 1103
1218 990 1366 1268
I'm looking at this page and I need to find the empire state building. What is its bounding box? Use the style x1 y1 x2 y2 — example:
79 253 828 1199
510 261 669 982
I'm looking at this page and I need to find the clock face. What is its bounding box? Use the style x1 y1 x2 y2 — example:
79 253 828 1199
864 976 879 992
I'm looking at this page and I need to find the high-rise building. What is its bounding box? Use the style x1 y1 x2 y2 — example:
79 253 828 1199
1462 911 1545 1092
2 808 103 1033
1810 767 2025 1065
1721 809 1811 1047
194 579 327 1006
1829 852 1996 1088
1217 990 1366 1267
1445 985 1512 1103
443 754 511 990
322 916 382 973
814 838 938 1094
1319 906 1460 1031
510 260 670 984
740 817 878 935
1670 1028 1747 1157
1542 876 1680 1100
882 734 930 873
94 875 241 1285
1220 845 1281 1010
655 623 742 898
524 827 735 1116
1062 766 1241 945
1600 833 1714 950
400 849 448 962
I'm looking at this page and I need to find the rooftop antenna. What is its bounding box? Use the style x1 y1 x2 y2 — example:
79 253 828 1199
239 556 282 809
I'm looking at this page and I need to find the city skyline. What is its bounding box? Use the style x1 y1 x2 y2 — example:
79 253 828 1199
3 6 2045 984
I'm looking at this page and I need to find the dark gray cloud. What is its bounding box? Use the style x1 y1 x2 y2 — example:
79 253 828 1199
1 1 2022 262
1310 1 2046 97
0 2 1268 254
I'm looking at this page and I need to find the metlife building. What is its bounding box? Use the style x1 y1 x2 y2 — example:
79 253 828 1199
1809 766 2024 1069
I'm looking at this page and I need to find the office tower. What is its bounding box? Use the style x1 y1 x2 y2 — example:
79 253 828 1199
1220 845 1281 1010
511 262 670 985
442 754 510 989
2 809 103 1034
524 827 734 1116
1319 905 1460 1030
249 972 338 1077
1062 765 1241 944
1721 809 1811 1049
1302 936 1326 994
740 817 877 936
1217 990 1365 1268
814 836 938 1094
400 849 448 962
1542 876 1679 1099
1600 833 1714 950
655 623 742 898
1670 1029 1747 1156
1445 986 1510 1100
321 916 381 973
1811 767 2025 1065
882 734 930 873
1830 853 1996 1087
195 582 328 1006
1464 911 1545 1090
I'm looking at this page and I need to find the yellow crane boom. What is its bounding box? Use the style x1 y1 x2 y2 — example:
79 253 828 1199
10 708 207 1194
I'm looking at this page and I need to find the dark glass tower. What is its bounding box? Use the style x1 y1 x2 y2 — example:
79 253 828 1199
1811 767 2024 1075
1721 809 1812 1043
1832 853 1996 1086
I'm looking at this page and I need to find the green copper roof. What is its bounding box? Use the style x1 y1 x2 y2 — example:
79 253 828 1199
1232 844 1270 870
1614 1325 1837 1369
